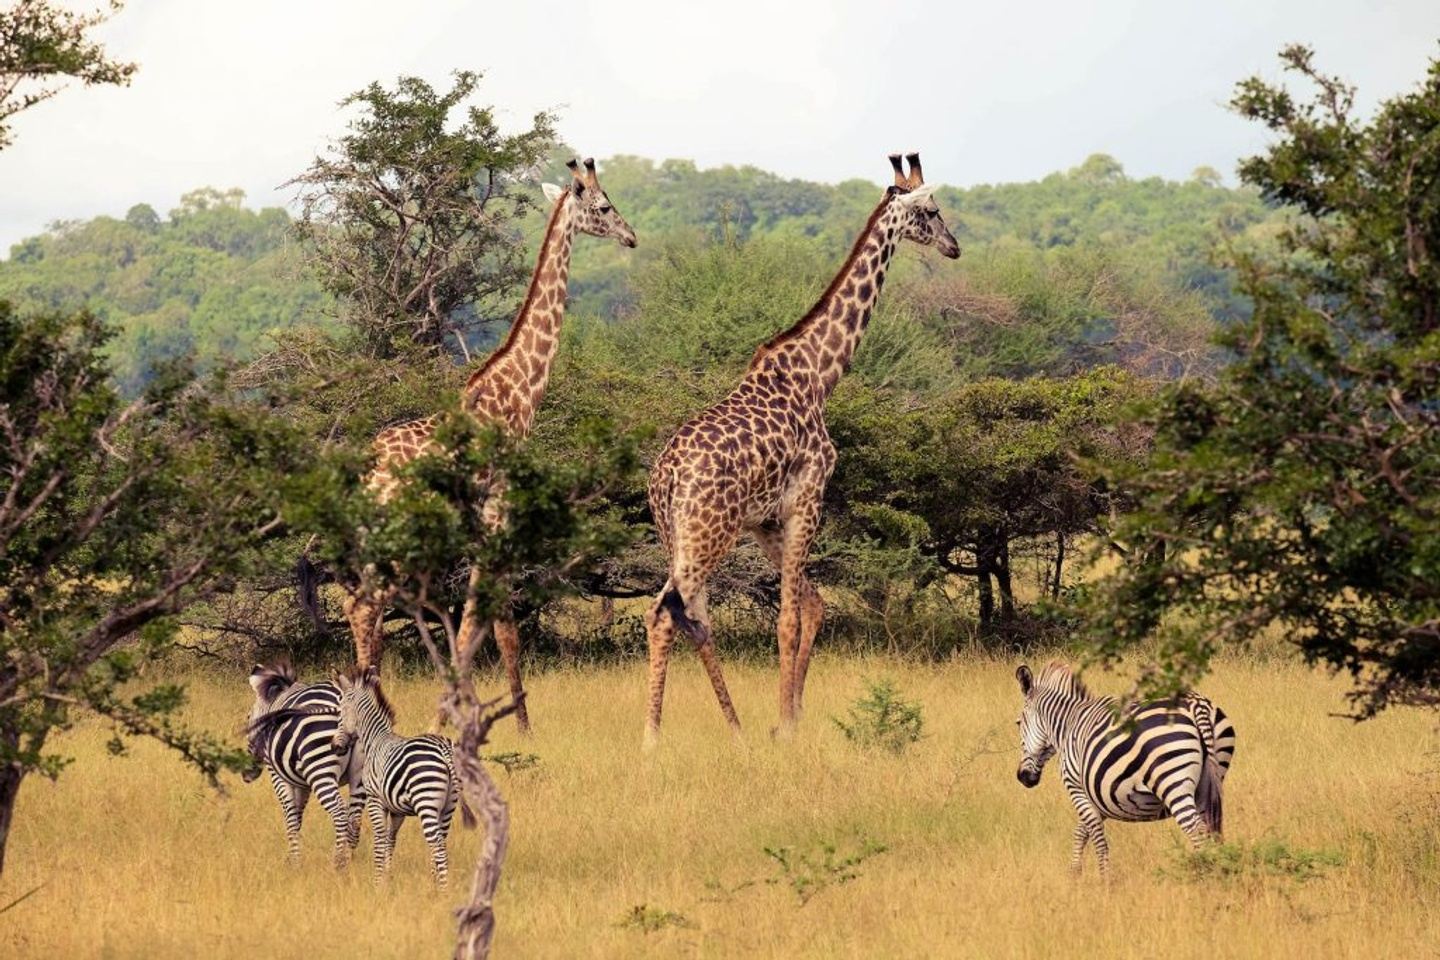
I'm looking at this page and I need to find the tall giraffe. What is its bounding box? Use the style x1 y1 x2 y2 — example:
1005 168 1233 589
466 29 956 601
642 153 958 747
345 157 636 734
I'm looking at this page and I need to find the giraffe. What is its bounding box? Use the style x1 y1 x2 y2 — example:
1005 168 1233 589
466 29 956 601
344 157 636 734
641 153 959 748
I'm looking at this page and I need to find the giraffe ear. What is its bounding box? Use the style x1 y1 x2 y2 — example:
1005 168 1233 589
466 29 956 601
541 182 565 203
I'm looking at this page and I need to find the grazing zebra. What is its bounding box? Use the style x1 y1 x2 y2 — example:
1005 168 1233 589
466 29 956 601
331 665 474 886
1014 661 1236 876
244 661 364 868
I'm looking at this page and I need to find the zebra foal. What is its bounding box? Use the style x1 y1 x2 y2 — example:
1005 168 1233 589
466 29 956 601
1013 661 1236 876
244 660 364 868
331 665 474 886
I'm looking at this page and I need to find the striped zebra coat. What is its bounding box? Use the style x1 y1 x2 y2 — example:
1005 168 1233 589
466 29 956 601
332 665 474 886
1014 661 1236 876
245 661 365 868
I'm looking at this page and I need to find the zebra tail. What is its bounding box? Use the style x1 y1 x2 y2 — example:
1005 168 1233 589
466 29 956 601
1196 752 1224 838
459 795 478 830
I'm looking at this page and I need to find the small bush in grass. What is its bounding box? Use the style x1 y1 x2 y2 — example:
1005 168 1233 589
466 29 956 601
617 904 693 933
763 837 888 906
833 678 925 754
1165 838 1344 883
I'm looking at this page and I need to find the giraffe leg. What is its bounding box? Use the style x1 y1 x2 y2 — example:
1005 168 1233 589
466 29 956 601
776 499 823 735
792 577 824 720
642 587 677 751
494 614 530 735
344 586 388 670
683 587 742 742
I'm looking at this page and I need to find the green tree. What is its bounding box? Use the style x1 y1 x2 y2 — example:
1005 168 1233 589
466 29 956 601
289 71 557 357
0 304 309 875
0 0 136 149
1086 47 1440 716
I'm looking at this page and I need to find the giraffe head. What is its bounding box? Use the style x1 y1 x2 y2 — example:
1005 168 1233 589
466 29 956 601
541 156 637 248
885 152 960 259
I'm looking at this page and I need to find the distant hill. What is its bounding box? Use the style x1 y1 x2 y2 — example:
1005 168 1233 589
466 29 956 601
0 155 1279 390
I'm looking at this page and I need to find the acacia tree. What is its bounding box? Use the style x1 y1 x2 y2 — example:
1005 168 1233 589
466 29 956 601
288 410 635 959
1086 47 1440 715
290 71 556 357
0 0 136 150
828 370 1148 631
0 305 308 875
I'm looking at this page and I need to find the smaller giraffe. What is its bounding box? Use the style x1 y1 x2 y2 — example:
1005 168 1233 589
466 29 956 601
345 158 635 735
643 153 958 747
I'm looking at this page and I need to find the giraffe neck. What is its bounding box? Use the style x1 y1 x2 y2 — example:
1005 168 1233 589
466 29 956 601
461 194 578 434
754 197 903 398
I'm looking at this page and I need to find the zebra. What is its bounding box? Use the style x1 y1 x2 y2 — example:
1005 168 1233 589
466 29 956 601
331 664 474 886
244 660 365 868
1013 661 1236 876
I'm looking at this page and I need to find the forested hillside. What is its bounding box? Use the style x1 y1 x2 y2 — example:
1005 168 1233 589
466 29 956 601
0 153 1278 391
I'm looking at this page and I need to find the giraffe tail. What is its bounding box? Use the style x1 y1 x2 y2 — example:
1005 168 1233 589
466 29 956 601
659 585 709 645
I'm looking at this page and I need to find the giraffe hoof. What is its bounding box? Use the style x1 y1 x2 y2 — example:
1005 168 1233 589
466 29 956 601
642 727 661 753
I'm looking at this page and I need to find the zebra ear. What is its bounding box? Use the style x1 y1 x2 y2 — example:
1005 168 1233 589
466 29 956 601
332 669 347 689
247 669 267 694
363 664 381 685
1016 664 1034 695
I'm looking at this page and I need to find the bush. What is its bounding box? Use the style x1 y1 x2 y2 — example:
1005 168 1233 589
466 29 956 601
832 678 925 754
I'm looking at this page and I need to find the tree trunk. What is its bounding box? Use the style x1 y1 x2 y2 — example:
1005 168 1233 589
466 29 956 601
0 757 25 878
446 692 521 960
1051 532 1066 600
976 563 995 628
995 541 1016 622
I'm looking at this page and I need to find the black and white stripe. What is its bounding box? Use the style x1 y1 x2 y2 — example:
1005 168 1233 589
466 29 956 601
245 662 364 867
332 665 472 886
1014 661 1236 875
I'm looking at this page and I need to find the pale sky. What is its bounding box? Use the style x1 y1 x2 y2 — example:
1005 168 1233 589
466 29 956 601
1 0 1437 253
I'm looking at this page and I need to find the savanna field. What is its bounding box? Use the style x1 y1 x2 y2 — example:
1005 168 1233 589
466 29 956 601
4 651 1438 960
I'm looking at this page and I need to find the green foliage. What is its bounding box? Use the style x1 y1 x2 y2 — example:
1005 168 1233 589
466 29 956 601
0 300 312 869
483 751 541 775
761 836 888 905
832 678 925 754
1085 47 1440 716
0 0 137 150
290 70 556 357
616 904 694 933
0 194 327 393
1165 838 1344 883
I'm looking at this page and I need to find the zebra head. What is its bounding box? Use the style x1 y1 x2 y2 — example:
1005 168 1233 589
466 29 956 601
243 660 296 782
1015 664 1056 788
331 663 392 755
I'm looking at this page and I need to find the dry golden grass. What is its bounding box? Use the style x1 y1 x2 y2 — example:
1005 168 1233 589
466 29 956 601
3 653 1439 959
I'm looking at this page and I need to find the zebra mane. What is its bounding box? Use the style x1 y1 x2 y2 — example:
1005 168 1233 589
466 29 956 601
1036 661 1091 699
340 664 397 725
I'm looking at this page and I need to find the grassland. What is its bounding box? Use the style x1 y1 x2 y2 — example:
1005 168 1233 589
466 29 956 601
3 652 1439 959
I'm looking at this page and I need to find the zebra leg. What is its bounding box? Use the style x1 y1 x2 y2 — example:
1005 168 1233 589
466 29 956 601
418 807 450 888
1166 790 1212 850
313 776 352 870
1069 821 1091 875
1065 786 1108 878
346 793 364 849
366 796 391 884
272 775 308 866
